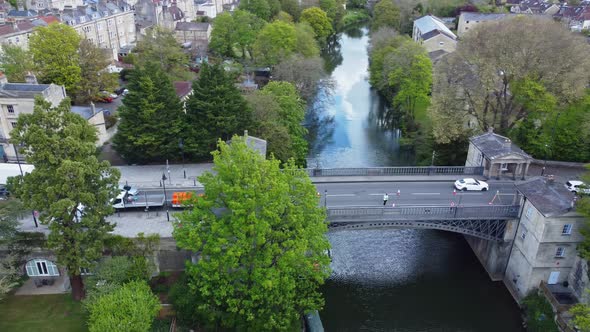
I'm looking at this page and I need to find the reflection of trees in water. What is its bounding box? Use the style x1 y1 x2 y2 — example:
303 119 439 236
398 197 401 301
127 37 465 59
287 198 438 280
305 90 335 155
342 24 365 39
322 35 343 75
367 89 401 131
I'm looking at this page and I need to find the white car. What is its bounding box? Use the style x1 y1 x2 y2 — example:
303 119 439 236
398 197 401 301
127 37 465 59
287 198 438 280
101 90 118 99
119 185 139 196
454 178 489 191
566 180 590 195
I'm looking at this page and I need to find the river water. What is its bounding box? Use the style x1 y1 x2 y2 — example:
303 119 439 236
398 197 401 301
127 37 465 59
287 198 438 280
312 27 525 331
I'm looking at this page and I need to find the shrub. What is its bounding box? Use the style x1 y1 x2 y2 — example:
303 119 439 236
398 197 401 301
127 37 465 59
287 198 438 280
522 291 559 332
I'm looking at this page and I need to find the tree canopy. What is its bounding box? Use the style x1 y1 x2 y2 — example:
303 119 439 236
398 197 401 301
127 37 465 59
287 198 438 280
239 0 272 21
133 27 191 81
87 281 160 332
184 63 251 160
371 0 401 31
301 7 334 43
29 23 82 95
173 137 331 330
8 97 120 300
113 64 185 164
0 44 34 83
76 39 118 104
210 10 265 59
253 20 297 66
429 16 590 144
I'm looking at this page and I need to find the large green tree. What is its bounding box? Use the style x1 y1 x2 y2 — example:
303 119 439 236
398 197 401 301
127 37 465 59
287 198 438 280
87 281 160 332
0 200 24 301
320 0 346 29
209 12 236 57
429 16 590 144
29 23 82 95
280 0 302 20
113 64 185 164
173 137 331 330
9 97 120 300
253 20 297 65
301 7 334 44
76 39 119 104
0 44 34 82
295 23 321 58
184 63 251 160
239 0 272 21
371 0 401 31
234 10 266 59
273 55 333 102
133 27 190 81
247 93 293 161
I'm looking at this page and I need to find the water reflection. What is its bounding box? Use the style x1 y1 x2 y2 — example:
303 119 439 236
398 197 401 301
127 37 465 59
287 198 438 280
307 26 414 168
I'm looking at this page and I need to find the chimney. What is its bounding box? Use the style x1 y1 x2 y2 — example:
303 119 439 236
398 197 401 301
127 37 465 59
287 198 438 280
24 72 37 84
547 174 555 184
487 127 494 134
90 101 96 115
0 71 8 86
17 0 24 11
503 138 511 149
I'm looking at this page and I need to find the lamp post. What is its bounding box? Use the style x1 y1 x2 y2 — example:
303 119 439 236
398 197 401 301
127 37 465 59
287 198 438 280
541 112 561 177
12 143 38 228
162 173 170 221
324 190 327 208
179 138 186 179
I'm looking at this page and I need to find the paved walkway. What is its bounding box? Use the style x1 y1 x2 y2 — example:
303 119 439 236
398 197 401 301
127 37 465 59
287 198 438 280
117 163 214 188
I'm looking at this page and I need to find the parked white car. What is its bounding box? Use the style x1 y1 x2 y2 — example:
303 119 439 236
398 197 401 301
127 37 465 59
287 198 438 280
119 185 139 196
101 90 118 99
454 178 489 191
566 180 590 195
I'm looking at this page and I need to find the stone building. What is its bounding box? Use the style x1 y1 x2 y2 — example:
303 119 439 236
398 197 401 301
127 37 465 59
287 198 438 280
465 128 532 180
457 12 513 37
70 103 109 146
505 176 584 299
412 15 457 62
0 72 66 162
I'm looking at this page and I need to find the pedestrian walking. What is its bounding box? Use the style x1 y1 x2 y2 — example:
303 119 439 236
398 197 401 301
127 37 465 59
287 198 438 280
383 193 389 206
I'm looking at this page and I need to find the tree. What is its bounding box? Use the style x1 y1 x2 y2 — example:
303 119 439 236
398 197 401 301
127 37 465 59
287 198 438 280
320 0 346 29
280 0 302 20
209 12 236 57
233 10 266 59
295 23 320 58
133 27 190 81
571 303 590 332
113 64 185 164
522 292 559 332
0 45 34 82
371 0 401 31
29 23 81 95
76 39 119 104
239 0 271 21
273 55 333 102
0 200 23 301
8 97 120 300
173 137 331 330
253 20 297 65
300 7 334 43
247 93 293 161
87 281 160 332
184 63 251 160
429 16 590 144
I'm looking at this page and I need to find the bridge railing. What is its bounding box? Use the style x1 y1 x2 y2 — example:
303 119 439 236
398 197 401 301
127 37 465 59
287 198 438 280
327 205 520 220
305 166 484 177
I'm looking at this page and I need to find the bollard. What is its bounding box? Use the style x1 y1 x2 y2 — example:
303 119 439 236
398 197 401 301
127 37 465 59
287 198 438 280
160 180 162 187
194 178 196 186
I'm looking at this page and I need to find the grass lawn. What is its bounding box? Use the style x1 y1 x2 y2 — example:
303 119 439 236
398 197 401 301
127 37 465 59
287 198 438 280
0 294 86 332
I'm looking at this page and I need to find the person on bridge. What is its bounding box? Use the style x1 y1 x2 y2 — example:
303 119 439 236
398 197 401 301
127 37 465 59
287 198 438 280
383 193 389 206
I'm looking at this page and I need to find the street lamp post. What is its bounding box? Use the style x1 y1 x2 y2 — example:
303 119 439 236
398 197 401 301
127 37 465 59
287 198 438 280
179 138 186 179
162 173 170 221
324 190 327 208
12 144 38 228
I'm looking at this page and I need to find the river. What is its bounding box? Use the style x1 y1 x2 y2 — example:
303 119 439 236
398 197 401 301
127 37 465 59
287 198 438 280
311 26 525 331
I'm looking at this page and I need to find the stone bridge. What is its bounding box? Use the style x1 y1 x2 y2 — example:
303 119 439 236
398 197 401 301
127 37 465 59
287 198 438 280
326 205 521 241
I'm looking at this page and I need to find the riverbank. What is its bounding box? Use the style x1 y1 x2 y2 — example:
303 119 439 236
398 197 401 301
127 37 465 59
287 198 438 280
341 9 370 29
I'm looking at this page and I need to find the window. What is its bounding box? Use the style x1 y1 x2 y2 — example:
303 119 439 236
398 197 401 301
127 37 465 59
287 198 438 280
439 41 444 46
7 105 14 114
556 247 565 258
80 267 91 275
11 122 17 128
25 259 59 276
500 163 508 170
526 206 534 219
521 229 527 240
562 224 573 235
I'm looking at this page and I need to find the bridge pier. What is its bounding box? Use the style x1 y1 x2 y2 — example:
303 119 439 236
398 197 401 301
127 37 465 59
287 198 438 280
464 219 518 281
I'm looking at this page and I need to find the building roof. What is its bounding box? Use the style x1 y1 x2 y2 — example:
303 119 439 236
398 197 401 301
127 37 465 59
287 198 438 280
414 15 457 40
470 130 531 160
71 105 103 120
0 21 35 36
173 81 192 99
428 49 449 63
516 177 576 217
460 12 512 22
7 9 38 17
175 21 210 31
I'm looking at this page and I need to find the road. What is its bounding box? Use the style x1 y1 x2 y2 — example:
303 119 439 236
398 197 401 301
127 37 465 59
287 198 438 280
137 181 520 208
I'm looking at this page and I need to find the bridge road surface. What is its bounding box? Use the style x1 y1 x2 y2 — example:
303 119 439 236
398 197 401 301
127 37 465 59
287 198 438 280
138 181 520 208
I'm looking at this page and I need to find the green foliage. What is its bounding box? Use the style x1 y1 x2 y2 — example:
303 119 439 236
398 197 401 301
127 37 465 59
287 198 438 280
571 303 590 332
277 10 294 22
371 0 401 31
76 39 119 104
320 0 346 30
168 274 202 327
173 137 331 331
8 97 120 300
0 200 25 301
253 20 297 65
184 63 251 160
29 23 82 95
295 23 321 57
522 291 559 332
342 9 370 27
87 281 160 332
0 44 34 82
273 55 332 102
301 7 334 43
113 64 185 164
239 0 272 21
280 0 302 20
209 12 236 57
133 27 190 81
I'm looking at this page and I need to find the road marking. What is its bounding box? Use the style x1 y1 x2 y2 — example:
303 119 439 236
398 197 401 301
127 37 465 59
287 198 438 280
369 193 387 196
327 194 356 197
411 193 440 195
